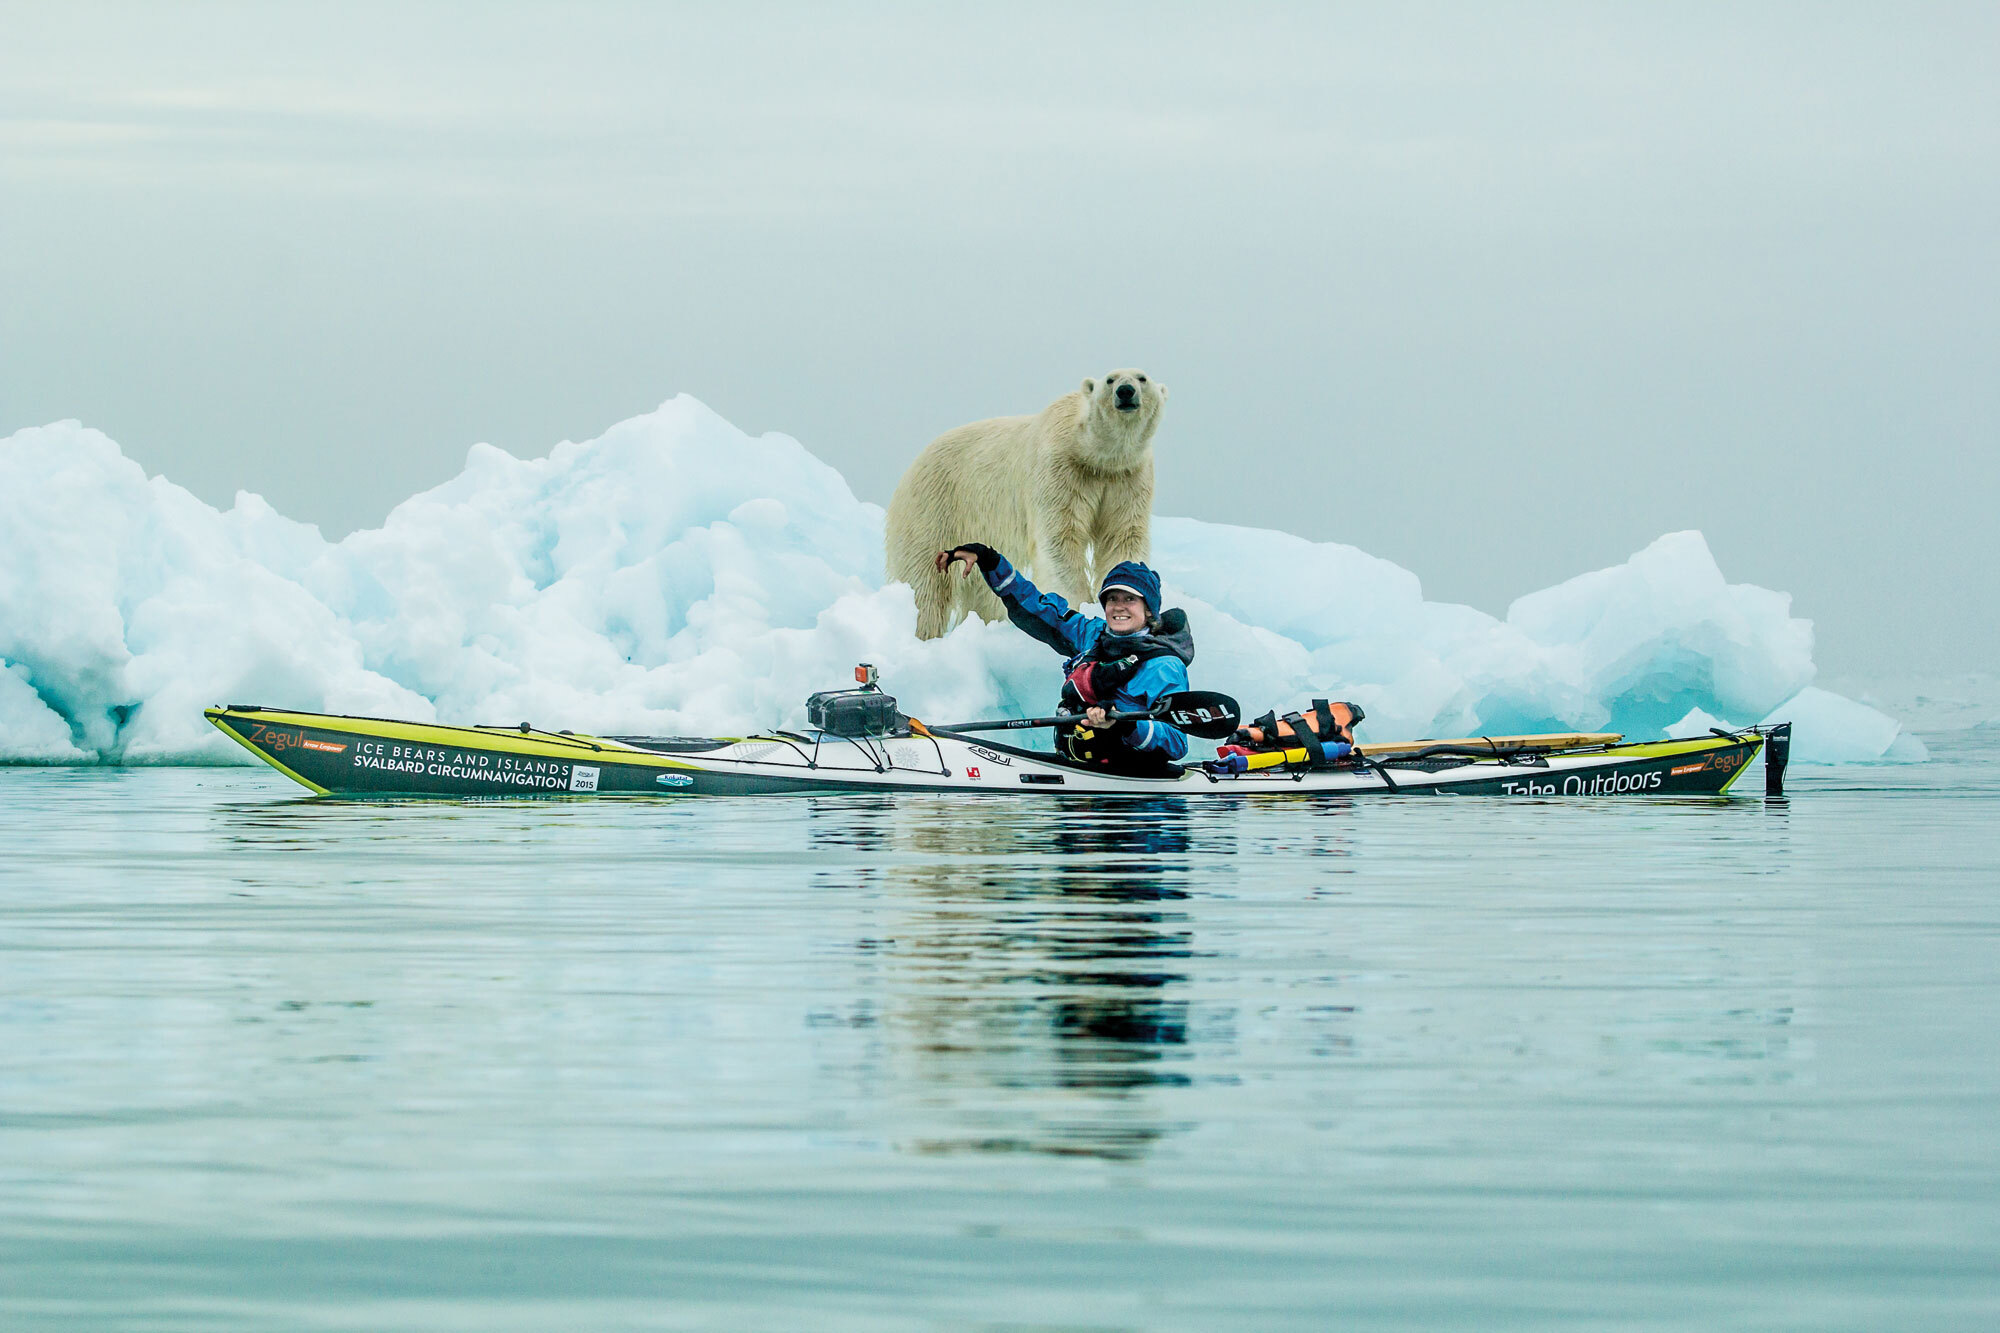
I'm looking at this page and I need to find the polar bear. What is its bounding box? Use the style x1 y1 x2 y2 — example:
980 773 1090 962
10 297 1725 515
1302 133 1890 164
886 370 1167 639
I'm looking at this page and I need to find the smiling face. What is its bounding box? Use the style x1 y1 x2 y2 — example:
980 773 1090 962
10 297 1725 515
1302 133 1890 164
1100 588 1148 633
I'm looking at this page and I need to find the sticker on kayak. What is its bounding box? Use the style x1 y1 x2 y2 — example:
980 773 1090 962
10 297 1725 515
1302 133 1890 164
569 765 600 793
656 772 694 788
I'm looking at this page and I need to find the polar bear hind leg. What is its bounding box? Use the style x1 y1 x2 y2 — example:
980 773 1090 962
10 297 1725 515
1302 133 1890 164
887 467 1026 638
885 487 957 639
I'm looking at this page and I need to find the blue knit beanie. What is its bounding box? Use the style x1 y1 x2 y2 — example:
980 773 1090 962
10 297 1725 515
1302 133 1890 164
1098 561 1162 618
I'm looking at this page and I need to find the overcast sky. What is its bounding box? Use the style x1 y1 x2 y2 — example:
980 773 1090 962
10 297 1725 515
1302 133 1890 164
4 2 1995 677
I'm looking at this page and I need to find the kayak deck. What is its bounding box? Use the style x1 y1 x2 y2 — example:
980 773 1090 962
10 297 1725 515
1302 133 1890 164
1357 732 1623 757
204 705 1786 800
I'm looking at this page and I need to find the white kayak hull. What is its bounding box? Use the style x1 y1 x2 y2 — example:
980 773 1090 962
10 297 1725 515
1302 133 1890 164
205 706 1781 800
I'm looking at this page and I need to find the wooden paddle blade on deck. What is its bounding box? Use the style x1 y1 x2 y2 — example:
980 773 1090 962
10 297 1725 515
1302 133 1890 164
1355 732 1623 758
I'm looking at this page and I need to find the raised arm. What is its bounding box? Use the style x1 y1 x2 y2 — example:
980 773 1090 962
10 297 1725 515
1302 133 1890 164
936 543 1096 657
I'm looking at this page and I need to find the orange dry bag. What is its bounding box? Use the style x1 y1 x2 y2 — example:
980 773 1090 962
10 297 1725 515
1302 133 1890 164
1220 699 1364 770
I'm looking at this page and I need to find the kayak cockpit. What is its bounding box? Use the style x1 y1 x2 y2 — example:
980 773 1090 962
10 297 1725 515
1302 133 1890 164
604 736 740 754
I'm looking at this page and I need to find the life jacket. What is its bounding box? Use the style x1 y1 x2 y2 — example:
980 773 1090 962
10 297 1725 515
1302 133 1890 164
1220 699 1365 770
1056 610 1194 771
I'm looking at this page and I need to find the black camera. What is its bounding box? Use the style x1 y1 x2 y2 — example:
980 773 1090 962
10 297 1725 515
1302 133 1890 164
806 664 902 738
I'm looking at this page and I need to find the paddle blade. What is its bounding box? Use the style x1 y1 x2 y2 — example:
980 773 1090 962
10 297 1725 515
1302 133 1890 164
1157 691 1240 739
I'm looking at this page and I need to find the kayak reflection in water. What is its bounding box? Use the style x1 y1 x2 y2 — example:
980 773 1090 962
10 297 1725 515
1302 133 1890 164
935 543 1195 774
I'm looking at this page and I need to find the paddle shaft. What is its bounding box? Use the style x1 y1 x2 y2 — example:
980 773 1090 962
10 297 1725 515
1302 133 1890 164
939 708 1161 735
931 690 1241 739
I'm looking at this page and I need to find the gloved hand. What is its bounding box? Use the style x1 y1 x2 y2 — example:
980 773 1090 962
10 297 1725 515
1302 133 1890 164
935 543 1000 576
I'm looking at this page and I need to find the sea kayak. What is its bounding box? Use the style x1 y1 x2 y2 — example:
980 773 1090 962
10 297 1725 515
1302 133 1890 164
203 704 1789 799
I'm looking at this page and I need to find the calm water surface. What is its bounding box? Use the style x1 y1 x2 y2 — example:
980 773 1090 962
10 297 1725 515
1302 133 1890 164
3 737 1998 1330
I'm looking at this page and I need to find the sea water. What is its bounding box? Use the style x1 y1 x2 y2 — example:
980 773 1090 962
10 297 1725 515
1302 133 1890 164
3 737 1997 1330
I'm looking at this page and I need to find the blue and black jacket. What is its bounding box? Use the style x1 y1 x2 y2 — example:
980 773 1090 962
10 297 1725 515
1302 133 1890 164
981 552 1192 762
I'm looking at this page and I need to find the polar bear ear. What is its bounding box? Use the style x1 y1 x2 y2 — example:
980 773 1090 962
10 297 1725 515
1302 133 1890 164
1081 377 1097 397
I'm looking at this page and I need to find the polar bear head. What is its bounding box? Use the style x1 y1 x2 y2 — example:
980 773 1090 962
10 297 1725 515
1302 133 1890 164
1082 369 1167 421
1076 369 1167 467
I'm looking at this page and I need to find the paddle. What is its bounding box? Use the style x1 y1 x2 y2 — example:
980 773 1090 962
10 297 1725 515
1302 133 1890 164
929 690 1241 740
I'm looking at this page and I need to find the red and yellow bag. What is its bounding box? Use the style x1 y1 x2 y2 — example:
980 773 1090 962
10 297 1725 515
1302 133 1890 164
1219 699 1365 771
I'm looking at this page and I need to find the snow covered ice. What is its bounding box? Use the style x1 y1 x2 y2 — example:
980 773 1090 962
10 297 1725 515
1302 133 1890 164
0 397 1919 767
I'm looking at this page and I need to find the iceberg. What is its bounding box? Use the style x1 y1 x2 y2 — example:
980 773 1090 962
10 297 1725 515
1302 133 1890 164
1759 686 1930 765
0 397 1916 766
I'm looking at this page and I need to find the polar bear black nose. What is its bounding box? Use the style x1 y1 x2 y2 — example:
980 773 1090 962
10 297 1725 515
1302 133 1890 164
1116 382 1137 403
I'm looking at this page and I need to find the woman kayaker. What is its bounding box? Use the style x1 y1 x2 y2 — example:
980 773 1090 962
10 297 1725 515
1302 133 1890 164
935 542 1193 773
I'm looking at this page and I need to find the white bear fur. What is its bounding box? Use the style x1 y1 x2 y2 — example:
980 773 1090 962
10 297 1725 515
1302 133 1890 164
886 370 1167 640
